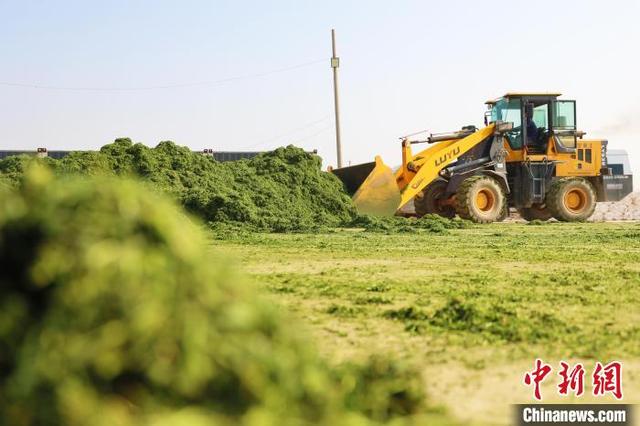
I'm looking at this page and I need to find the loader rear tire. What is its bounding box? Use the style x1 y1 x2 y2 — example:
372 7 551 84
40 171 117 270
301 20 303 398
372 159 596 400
546 178 596 222
455 175 505 223
517 204 552 221
415 179 455 218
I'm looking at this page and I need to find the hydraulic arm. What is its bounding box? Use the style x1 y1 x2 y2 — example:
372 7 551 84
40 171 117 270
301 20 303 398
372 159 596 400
331 124 496 215
395 124 496 208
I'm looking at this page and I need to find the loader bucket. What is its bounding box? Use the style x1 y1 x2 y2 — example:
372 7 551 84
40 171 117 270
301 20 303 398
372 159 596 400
332 156 401 216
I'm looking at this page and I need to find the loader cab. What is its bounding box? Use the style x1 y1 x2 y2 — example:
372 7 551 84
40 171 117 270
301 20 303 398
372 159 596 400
485 93 577 154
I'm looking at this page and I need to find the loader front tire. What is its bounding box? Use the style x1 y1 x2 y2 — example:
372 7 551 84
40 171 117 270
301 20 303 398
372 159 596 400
546 178 596 222
517 204 552 221
455 175 505 223
415 179 455 218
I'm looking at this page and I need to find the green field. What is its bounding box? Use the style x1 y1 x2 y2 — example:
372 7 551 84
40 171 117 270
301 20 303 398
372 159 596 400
212 222 640 425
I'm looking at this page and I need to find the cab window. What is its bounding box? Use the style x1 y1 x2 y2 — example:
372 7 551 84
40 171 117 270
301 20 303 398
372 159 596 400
533 104 548 130
552 100 577 148
552 101 576 130
491 98 522 149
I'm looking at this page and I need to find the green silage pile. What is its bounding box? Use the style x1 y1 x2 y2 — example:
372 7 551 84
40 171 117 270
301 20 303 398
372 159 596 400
0 170 427 425
350 214 472 234
0 139 356 232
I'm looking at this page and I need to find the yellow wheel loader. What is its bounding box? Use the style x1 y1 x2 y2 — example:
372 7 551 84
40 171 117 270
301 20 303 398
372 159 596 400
332 93 633 223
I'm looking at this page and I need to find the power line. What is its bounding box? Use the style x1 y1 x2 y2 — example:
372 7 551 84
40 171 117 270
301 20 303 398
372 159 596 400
293 123 333 145
239 116 330 150
0 58 327 92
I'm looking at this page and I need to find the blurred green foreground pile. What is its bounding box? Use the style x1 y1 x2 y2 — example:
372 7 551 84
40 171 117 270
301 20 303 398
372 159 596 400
0 169 431 426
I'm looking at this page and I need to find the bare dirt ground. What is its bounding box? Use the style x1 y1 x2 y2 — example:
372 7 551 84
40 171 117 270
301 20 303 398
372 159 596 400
590 192 640 221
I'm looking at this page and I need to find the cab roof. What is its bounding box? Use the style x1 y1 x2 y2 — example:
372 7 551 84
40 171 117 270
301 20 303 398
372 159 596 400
485 92 562 105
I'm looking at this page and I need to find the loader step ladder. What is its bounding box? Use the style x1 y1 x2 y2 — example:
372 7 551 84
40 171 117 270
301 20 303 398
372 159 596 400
525 162 553 204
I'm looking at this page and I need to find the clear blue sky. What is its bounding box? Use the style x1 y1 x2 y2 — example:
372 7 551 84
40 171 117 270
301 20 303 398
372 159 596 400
1 0 639 175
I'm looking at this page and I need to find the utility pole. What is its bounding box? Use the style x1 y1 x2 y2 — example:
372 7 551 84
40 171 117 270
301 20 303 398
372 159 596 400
331 29 343 168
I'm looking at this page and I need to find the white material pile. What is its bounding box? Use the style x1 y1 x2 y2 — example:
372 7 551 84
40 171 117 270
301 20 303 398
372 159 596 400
589 192 640 221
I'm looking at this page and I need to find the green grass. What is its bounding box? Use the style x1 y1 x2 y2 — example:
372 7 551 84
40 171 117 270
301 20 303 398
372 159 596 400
210 222 640 424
